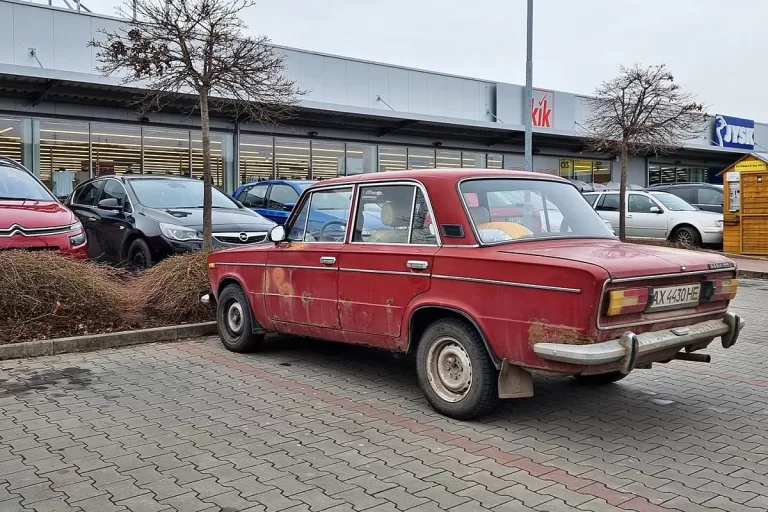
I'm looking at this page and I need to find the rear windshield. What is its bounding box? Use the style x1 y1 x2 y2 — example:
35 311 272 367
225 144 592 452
0 164 55 201
460 178 615 244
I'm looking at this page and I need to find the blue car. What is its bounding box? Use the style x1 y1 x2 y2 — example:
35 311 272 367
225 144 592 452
233 179 385 238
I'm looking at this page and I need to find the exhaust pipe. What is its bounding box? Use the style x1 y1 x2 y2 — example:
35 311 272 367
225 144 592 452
673 352 711 363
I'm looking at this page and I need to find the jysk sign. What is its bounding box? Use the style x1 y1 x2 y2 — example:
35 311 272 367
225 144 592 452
714 114 755 150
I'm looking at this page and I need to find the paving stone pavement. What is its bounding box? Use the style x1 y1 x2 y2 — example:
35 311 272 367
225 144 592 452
2 281 768 512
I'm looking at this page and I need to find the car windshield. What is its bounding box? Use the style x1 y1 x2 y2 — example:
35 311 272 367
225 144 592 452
129 179 238 209
650 192 698 211
0 164 55 201
460 178 614 244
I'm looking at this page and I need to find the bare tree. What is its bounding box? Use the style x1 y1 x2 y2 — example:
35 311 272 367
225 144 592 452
90 0 303 249
581 64 707 240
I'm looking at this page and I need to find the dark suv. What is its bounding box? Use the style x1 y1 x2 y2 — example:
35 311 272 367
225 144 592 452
645 183 724 213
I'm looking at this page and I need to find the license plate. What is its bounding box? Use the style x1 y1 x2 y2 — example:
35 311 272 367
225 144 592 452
647 284 701 312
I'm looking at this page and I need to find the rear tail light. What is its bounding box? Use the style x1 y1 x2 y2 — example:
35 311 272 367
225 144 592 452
606 287 649 316
711 279 739 301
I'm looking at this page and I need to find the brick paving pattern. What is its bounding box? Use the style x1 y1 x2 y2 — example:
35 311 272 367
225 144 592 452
1 280 768 511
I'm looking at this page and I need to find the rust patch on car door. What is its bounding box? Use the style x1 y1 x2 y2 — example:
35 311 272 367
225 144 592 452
529 322 593 345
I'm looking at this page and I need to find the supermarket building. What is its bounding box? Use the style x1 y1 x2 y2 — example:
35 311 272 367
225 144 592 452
0 0 766 196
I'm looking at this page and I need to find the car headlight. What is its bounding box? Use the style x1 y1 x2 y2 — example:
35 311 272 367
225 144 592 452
69 231 86 247
159 223 202 241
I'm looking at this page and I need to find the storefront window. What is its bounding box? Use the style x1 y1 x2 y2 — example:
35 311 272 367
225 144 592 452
462 152 486 168
143 128 190 177
559 158 611 183
90 124 141 177
487 154 503 169
311 141 345 180
408 148 435 170
648 163 711 185
593 161 611 183
239 135 273 183
436 150 461 168
0 118 22 165
379 146 406 172
191 131 225 187
275 138 310 180
39 120 90 191
345 143 376 175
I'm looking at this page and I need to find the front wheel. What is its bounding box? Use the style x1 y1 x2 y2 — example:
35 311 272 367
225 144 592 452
573 371 627 386
217 284 264 353
127 238 152 271
416 319 499 420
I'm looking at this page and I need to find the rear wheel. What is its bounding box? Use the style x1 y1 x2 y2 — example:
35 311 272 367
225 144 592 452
573 371 627 386
416 318 499 420
217 284 264 353
671 226 701 247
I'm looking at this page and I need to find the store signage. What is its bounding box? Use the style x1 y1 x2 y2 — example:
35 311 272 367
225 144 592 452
714 114 755 150
735 160 767 171
531 89 554 128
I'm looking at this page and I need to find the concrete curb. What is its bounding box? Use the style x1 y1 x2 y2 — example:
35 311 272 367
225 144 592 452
737 270 768 280
0 322 217 361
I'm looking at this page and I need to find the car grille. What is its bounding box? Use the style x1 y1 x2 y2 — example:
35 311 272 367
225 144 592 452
213 232 267 245
0 224 77 238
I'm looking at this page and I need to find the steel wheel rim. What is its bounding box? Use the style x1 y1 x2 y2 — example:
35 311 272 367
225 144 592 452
226 300 244 335
426 336 472 403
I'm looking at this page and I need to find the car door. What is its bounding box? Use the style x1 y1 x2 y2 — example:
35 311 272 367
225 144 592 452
594 193 619 230
696 187 724 213
68 180 105 259
337 183 440 344
93 179 134 263
236 183 273 221
264 185 353 331
626 193 668 239
265 183 300 226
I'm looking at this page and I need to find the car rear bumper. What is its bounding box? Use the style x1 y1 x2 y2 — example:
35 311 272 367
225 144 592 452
533 312 744 366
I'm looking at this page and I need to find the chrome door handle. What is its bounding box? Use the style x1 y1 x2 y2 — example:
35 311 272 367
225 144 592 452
320 256 336 265
407 260 429 270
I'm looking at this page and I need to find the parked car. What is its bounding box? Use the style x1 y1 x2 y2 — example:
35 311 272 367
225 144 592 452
66 175 275 269
202 169 744 420
234 179 386 240
583 190 723 247
0 157 87 258
646 182 724 213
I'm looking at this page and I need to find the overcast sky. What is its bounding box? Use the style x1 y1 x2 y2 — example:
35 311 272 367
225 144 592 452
75 0 766 121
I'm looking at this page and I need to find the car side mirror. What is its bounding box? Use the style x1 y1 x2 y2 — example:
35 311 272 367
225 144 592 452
269 225 286 243
283 202 296 212
649 206 662 214
98 198 122 211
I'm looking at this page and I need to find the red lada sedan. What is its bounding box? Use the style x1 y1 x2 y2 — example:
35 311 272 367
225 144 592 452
0 157 86 258
203 169 744 420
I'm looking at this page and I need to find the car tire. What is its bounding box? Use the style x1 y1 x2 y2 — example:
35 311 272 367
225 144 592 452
127 239 153 271
671 226 701 247
416 318 499 420
573 371 627 385
217 284 264 353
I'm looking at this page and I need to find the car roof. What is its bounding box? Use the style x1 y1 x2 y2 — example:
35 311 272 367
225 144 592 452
238 179 316 188
312 168 567 187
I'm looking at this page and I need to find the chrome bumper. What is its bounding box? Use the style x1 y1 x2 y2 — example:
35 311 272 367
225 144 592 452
533 312 745 367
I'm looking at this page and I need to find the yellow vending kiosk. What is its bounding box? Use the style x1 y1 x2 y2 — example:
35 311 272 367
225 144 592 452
720 153 768 255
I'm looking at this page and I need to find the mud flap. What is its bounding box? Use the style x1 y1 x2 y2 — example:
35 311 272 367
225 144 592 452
619 332 639 375
498 359 534 399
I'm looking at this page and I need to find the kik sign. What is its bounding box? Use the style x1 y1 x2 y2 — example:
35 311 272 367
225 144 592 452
713 114 755 150
531 89 554 128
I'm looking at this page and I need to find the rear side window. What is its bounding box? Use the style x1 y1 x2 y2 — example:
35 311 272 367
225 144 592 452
73 181 102 206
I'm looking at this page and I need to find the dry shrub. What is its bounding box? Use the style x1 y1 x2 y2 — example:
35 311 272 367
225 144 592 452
133 250 214 325
0 251 142 344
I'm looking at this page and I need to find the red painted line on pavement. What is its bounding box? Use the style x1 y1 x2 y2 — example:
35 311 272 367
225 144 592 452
176 342 681 512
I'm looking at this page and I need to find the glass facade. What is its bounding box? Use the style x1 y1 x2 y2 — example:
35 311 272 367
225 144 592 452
0 118 22 163
647 163 711 185
559 158 612 183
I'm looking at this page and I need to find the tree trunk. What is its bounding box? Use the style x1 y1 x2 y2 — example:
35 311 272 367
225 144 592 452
200 89 213 251
618 143 629 241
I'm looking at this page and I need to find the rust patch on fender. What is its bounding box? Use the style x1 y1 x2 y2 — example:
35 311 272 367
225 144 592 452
529 322 593 345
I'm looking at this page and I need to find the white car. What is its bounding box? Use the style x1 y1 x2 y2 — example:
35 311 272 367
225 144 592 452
582 190 723 246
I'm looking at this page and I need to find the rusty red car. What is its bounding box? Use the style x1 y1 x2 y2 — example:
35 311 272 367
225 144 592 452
204 169 745 420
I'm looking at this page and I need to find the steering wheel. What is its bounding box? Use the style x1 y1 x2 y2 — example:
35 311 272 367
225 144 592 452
317 220 347 241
